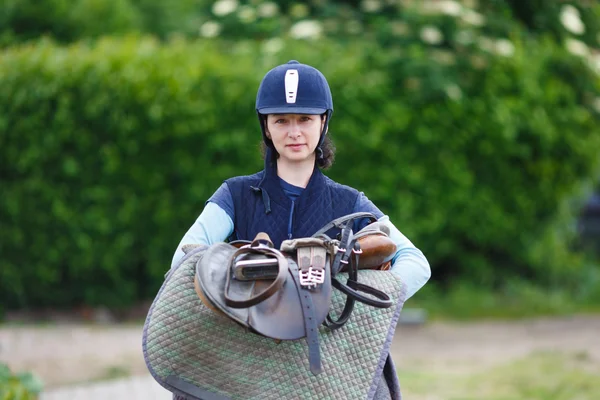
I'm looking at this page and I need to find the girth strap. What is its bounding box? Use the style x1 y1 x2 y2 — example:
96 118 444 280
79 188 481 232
288 258 322 376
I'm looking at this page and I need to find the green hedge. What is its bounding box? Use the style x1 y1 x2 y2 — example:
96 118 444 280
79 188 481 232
1 34 599 310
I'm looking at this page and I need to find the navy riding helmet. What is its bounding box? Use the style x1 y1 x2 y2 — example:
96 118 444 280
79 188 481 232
256 60 333 151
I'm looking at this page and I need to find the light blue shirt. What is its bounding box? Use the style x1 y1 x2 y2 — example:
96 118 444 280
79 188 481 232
172 189 430 300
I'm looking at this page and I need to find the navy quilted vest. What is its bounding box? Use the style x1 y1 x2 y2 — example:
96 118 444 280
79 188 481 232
226 156 360 249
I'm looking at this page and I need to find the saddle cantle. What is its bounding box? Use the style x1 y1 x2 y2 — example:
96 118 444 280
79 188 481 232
192 212 396 376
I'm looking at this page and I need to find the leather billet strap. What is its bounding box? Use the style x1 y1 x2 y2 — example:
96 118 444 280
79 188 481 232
287 258 323 376
224 240 288 309
323 219 359 330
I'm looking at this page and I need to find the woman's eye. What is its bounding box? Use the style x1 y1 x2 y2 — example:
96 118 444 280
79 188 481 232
275 119 285 124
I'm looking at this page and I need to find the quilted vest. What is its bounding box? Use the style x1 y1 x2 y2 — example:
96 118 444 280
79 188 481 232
225 155 360 249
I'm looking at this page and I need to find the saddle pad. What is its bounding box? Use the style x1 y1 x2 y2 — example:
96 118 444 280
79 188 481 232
143 246 407 400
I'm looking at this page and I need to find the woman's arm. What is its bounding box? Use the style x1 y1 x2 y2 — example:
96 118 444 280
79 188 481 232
170 201 234 268
377 215 431 300
354 192 431 300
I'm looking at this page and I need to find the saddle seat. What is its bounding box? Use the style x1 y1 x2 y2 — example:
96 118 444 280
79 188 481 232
194 238 332 342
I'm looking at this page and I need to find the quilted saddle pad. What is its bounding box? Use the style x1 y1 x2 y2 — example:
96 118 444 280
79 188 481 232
143 245 407 400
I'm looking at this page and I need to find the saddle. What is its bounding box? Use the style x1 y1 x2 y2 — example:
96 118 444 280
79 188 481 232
190 212 397 376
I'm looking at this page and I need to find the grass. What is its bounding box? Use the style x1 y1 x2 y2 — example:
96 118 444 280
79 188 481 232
399 351 600 400
95 365 132 382
408 279 600 321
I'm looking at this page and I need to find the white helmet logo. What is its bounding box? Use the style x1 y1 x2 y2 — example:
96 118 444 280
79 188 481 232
285 69 299 104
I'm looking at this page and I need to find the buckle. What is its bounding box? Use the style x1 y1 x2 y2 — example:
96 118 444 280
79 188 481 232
300 267 325 288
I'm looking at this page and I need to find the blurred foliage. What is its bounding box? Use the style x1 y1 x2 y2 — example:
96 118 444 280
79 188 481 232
0 363 43 400
0 25 599 309
1 0 599 310
1 1 599 50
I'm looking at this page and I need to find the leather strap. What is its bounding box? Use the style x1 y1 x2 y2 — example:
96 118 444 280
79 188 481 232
165 375 231 400
311 212 378 239
323 220 357 330
224 242 288 309
288 258 322 376
333 278 393 308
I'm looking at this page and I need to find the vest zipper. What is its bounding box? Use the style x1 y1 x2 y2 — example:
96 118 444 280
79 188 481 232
288 200 295 239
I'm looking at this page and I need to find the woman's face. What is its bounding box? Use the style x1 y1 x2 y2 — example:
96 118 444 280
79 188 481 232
265 114 325 165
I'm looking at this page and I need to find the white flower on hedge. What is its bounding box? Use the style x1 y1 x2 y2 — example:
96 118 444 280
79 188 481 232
212 0 238 17
200 21 221 38
420 26 443 45
361 0 382 13
565 38 589 57
290 20 322 39
238 5 256 23
257 2 278 18
445 84 462 101
495 39 515 57
439 0 462 16
262 38 284 54
560 4 585 35
461 10 485 26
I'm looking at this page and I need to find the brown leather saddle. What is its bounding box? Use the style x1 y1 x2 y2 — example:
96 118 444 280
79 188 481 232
191 212 396 376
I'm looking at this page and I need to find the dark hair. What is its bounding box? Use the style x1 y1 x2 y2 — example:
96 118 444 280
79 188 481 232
260 134 336 169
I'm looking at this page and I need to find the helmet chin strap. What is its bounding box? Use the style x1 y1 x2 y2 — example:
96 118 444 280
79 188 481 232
317 110 332 149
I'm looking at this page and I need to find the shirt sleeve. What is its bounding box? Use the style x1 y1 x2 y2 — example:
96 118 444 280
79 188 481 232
207 182 235 221
353 192 431 300
377 215 431 300
170 201 234 269
352 192 384 232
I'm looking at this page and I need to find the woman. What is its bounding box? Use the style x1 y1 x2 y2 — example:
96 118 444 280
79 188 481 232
171 60 431 399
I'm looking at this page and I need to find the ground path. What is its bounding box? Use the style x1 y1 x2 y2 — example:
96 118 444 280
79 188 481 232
2 315 599 399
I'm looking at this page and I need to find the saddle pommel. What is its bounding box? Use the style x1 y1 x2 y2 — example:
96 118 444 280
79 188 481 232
252 232 274 248
354 234 396 270
341 221 398 271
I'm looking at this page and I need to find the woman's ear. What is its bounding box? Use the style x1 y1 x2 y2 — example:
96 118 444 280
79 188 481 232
263 118 272 139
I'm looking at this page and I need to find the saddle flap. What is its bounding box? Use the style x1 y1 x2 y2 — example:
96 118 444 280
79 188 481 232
196 243 252 327
247 261 332 340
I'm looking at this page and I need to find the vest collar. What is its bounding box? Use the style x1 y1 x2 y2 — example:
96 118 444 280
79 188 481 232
259 148 327 211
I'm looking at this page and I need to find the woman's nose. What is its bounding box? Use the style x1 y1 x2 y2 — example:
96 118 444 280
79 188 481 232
287 121 301 137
